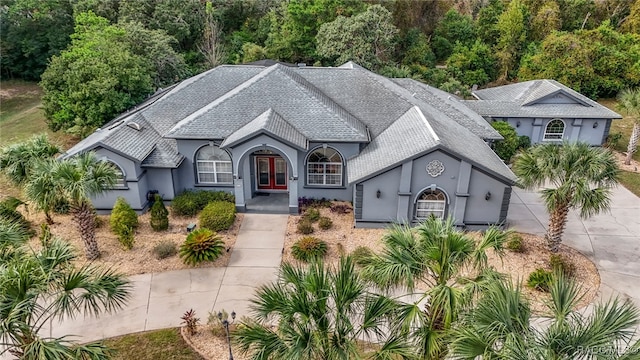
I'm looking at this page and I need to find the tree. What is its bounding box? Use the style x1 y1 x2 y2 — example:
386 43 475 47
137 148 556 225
0 134 60 186
47 152 118 260
431 9 476 61
150 194 169 231
234 256 416 359
199 1 225 69
476 0 505 47
361 217 510 359
0 229 131 359
490 121 520 161
450 274 640 359
530 0 562 41
446 40 497 87
316 4 398 70
513 142 619 252
24 158 67 225
617 88 640 165
41 12 153 137
110 197 139 249
495 0 529 80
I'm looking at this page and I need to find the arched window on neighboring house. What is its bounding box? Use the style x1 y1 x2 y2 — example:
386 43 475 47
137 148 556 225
543 119 565 141
105 160 126 188
415 188 447 220
306 147 343 186
195 145 232 184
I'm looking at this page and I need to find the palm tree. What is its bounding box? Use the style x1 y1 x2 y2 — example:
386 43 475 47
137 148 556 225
617 88 640 165
234 256 416 360
24 158 66 225
0 134 60 185
513 142 619 252
450 275 640 359
49 152 118 260
361 217 510 359
0 228 131 359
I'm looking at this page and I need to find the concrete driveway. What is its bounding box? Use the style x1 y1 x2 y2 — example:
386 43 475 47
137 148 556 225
507 185 640 308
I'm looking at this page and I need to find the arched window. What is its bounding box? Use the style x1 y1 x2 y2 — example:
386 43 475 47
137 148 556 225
105 160 126 188
196 145 232 184
544 119 565 141
415 189 447 220
306 147 343 186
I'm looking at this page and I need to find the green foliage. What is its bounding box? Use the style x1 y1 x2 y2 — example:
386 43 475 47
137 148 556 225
179 228 225 265
530 0 562 41
171 190 234 217
296 219 314 235
549 254 576 277
491 121 520 162
240 42 267 64
110 197 139 250
318 216 333 230
446 40 497 86
350 245 372 266
316 5 398 70
432 9 477 61
519 23 640 98
0 197 33 238
152 240 178 260
291 236 328 262
495 0 529 79
605 132 623 148
518 135 531 150
527 268 554 291
506 234 524 252
150 194 169 231
476 0 505 46
399 28 435 67
302 208 320 222
438 77 471 98
198 201 236 232
0 134 60 186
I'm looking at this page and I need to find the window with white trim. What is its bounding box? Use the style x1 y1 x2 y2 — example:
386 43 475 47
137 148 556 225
306 147 343 186
543 119 565 141
196 145 232 184
415 189 447 220
105 161 126 188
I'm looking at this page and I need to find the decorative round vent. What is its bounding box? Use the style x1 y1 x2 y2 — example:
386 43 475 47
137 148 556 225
426 160 445 177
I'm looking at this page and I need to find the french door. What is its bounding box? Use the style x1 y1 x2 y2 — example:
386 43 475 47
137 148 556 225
256 156 287 190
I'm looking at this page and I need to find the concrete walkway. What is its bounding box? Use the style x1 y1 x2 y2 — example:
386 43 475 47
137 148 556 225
507 185 640 309
45 214 288 343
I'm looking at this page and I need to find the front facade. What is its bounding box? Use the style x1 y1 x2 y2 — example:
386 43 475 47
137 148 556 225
62 62 516 228
462 80 622 145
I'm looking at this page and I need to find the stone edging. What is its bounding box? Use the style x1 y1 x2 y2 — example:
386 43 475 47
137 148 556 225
179 326 213 360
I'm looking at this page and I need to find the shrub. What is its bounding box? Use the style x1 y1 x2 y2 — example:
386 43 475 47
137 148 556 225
605 132 622 149
152 240 177 260
181 309 200 336
291 236 328 262
506 234 524 252
110 197 139 249
318 216 333 230
298 197 331 212
171 190 235 217
491 121 519 162
297 220 314 234
549 254 576 277
199 201 236 232
208 310 234 338
150 194 169 231
517 135 531 150
330 203 352 214
0 197 33 237
351 246 373 266
303 208 321 222
527 268 553 292
179 228 225 265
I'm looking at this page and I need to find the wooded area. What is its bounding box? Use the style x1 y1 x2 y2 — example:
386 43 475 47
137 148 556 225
2 0 639 135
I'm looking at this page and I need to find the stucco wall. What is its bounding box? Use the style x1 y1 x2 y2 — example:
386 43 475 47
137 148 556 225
146 168 176 200
504 117 607 145
175 139 235 193
464 168 508 224
359 166 402 221
92 148 149 211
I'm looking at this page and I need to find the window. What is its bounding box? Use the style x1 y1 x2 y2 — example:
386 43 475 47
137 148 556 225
306 147 343 186
196 145 232 184
415 189 447 220
543 119 565 141
105 160 126 188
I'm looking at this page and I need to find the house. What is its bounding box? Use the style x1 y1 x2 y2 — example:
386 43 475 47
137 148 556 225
461 79 621 145
61 62 516 229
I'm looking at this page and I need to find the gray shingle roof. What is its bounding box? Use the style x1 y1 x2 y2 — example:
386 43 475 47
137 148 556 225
463 79 621 119
220 109 308 150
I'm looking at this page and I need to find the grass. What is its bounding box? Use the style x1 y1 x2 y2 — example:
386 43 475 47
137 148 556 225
619 171 640 197
103 328 204 360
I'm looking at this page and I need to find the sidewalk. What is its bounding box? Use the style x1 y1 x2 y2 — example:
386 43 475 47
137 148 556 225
45 213 288 343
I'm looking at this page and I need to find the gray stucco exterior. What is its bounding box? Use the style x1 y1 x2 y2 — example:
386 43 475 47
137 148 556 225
65 62 521 228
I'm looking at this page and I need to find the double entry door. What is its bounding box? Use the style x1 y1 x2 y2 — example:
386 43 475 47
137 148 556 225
256 156 287 190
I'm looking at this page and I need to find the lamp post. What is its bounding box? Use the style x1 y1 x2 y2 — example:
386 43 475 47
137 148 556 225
218 310 236 360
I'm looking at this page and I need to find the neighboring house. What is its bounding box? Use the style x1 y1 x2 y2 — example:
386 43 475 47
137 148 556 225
61 62 516 229
461 79 621 145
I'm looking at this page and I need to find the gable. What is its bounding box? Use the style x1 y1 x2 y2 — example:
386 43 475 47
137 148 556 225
523 89 591 107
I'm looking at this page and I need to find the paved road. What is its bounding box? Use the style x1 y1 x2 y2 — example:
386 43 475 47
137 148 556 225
507 185 640 308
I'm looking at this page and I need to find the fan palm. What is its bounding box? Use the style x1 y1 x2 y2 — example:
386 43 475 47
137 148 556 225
450 274 640 359
234 256 417 360
45 152 118 260
0 232 131 359
24 158 67 225
361 217 510 359
0 134 60 185
617 88 640 165
513 142 619 252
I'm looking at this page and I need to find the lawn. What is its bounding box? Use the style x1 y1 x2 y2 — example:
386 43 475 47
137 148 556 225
103 328 204 360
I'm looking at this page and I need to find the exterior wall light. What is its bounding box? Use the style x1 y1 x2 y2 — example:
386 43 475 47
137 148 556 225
485 191 491 201
593 122 599 128
516 120 521 128
376 189 381 198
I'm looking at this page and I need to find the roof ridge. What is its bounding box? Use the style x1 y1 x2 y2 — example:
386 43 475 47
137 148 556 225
276 65 369 140
412 106 440 143
166 65 280 136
